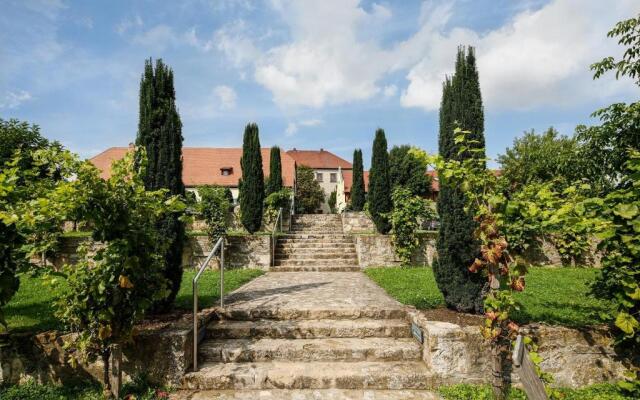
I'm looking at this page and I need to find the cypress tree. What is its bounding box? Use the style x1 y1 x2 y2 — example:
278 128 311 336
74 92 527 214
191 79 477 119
136 58 185 311
240 123 264 233
434 46 486 313
351 149 366 211
265 146 283 195
368 129 392 233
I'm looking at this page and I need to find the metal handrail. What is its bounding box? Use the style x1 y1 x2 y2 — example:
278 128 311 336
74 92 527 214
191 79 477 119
193 236 224 372
271 207 283 267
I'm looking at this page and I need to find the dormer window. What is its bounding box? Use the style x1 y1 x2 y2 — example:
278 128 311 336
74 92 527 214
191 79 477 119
220 167 233 176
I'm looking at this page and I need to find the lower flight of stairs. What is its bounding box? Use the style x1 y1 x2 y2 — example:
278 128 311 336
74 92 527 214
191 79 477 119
273 214 360 272
182 308 443 393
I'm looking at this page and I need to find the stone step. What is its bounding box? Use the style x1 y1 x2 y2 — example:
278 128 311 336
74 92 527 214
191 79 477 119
174 389 442 400
274 252 358 260
280 234 352 239
199 338 421 363
182 361 441 390
277 241 355 246
276 243 356 249
290 230 344 234
218 307 407 321
272 265 362 272
206 318 412 339
274 259 358 266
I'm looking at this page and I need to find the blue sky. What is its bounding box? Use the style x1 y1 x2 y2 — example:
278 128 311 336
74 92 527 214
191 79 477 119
1 0 638 167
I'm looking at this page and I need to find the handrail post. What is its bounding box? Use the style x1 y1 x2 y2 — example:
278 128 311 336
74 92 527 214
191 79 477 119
192 279 198 371
220 239 225 308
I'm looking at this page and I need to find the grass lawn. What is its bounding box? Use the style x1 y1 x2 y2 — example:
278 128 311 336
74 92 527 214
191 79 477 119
5 268 263 333
365 266 614 327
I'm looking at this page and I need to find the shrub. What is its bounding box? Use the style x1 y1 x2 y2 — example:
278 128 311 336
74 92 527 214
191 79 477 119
328 189 337 213
265 146 283 196
263 188 292 227
389 187 431 264
197 185 231 241
351 149 366 211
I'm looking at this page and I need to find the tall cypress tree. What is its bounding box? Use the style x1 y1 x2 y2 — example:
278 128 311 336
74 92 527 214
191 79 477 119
434 46 486 313
265 146 283 195
240 123 264 233
368 129 392 233
136 58 185 311
351 149 365 211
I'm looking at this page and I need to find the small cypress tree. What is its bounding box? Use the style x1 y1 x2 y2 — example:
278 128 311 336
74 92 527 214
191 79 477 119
351 149 366 211
136 58 185 311
434 46 486 313
265 146 283 196
240 123 264 233
368 129 392 233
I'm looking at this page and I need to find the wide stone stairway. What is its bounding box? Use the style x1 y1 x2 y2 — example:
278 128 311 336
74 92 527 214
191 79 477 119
178 215 442 399
272 214 360 272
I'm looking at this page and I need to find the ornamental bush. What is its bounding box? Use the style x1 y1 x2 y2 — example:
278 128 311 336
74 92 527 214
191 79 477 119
240 123 264 233
368 129 392 233
198 185 231 242
389 187 433 265
295 165 324 214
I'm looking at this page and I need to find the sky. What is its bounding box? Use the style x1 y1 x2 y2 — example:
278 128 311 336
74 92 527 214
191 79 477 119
1 0 639 168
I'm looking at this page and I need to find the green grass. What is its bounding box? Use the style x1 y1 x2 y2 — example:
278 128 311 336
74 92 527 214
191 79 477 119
438 383 632 400
365 266 614 327
5 269 263 333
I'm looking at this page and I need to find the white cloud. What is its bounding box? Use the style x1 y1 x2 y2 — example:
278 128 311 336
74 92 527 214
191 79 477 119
401 0 639 111
213 0 638 112
0 90 32 109
132 25 178 51
116 15 143 35
214 85 237 110
284 118 324 136
383 85 398 97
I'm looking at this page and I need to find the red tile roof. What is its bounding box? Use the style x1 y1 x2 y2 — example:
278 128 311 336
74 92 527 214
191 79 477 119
286 149 352 169
343 170 369 194
90 147 296 188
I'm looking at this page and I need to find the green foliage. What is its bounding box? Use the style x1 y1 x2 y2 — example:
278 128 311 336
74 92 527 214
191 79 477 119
389 187 433 264
136 58 185 311
591 14 640 84
351 149 366 211
197 186 231 241
388 145 432 196
240 123 264 233
54 149 185 396
265 146 283 196
0 118 53 169
295 165 324 214
263 188 292 227
435 47 486 314
328 189 337 213
368 129 392 233
498 127 592 193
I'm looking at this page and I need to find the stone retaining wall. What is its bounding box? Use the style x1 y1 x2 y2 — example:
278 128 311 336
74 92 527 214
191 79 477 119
407 310 632 388
354 233 437 267
48 235 272 271
0 310 216 386
341 212 376 234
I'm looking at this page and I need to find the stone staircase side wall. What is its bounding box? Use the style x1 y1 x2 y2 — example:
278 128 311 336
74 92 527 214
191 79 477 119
354 234 436 267
341 212 376 234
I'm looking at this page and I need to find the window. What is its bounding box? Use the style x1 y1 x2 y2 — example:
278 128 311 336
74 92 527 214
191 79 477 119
316 172 323 182
220 167 233 176
330 173 337 183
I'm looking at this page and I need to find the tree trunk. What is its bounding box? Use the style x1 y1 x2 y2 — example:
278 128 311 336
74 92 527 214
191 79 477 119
102 348 113 399
491 340 507 400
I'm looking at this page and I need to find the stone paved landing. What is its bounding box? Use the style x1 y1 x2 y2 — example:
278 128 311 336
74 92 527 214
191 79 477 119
219 272 404 318
171 389 442 399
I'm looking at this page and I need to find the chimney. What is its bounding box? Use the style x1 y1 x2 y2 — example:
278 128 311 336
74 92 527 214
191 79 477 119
320 148 324 152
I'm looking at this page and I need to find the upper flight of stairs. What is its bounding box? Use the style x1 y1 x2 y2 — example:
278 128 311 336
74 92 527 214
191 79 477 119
273 214 360 272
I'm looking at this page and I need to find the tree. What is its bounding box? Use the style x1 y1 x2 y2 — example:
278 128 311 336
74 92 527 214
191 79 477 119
0 119 52 168
55 149 185 398
389 145 432 196
240 123 264 233
368 129 392 233
498 127 590 192
295 165 324 214
389 187 433 264
265 146 283 196
136 58 185 311
351 149 366 211
434 46 486 313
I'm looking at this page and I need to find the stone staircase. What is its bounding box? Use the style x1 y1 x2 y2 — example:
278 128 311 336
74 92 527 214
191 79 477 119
273 214 360 272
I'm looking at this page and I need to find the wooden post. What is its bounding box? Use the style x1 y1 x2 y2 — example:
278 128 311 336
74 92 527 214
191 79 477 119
110 344 122 399
512 335 548 400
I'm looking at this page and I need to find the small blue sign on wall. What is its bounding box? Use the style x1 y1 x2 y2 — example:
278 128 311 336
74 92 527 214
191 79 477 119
411 322 424 344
